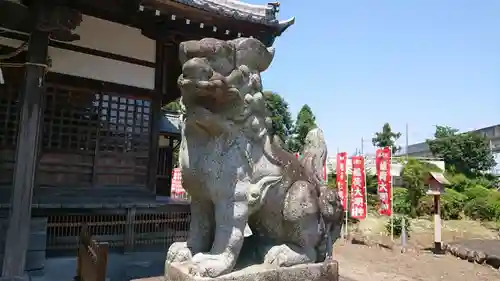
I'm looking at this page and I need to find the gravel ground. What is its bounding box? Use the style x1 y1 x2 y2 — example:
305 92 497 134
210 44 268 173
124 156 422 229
334 242 500 281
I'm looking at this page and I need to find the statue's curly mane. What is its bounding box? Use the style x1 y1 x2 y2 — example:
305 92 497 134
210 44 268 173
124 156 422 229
168 37 344 278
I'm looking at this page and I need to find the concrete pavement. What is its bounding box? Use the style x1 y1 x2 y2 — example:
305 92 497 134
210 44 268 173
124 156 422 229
29 252 359 281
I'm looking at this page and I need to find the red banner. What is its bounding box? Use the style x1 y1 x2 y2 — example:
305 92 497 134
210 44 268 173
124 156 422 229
335 152 348 209
350 156 367 219
376 147 392 216
171 168 190 200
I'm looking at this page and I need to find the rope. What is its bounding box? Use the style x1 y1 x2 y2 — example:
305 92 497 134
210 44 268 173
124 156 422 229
0 41 28 60
0 62 49 69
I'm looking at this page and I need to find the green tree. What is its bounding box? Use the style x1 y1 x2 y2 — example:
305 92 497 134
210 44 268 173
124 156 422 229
372 123 402 154
426 125 495 176
401 158 441 217
162 98 183 113
289 104 317 153
263 91 294 145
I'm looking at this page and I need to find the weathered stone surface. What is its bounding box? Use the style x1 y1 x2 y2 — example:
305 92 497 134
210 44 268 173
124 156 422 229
466 250 476 262
165 260 339 281
457 247 468 260
485 255 500 269
165 37 344 278
475 251 487 264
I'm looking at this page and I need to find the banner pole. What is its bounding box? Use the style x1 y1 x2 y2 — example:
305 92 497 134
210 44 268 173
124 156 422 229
345 204 349 239
345 160 349 240
390 150 394 241
363 154 367 216
391 175 394 241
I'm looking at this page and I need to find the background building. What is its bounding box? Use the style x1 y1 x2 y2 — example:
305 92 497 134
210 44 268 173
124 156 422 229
398 124 500 174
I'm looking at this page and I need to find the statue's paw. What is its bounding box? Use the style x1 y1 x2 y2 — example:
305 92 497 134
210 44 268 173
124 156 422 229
263 245 290 267
189 253 229 278
166 242 193 263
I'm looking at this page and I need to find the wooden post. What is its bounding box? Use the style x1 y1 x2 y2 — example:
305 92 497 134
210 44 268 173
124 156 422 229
1 17 49 279
124 207 137 252
146 41 165 193
433 194 442 254
165 137 174 197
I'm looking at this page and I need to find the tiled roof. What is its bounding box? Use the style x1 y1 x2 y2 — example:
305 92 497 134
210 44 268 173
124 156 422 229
159 112 181 135
174 0 281 25
149 0 295 42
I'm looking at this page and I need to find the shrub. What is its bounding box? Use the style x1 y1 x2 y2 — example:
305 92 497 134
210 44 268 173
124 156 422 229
415 188 466 220
392 187 411 215
463 185 491 200
401 158 442 217
386 214 411 238
416 196 433 217
367 193 379 209
464 190 500 221
471 176 496 189
441 188 467 220
464 197 497 221
365 174 378 195
448 173 474 192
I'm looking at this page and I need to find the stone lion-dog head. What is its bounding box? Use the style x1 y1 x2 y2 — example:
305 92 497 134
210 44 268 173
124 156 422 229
178 37 275 138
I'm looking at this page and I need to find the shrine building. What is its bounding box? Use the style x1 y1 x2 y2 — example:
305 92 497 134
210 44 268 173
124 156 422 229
0 0 293 279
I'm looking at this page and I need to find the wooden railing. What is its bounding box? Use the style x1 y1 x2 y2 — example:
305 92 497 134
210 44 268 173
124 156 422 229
46 207 190 252
75 224 109 281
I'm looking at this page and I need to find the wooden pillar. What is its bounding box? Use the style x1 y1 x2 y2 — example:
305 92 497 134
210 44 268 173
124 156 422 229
165 137 174 197
1 18 49 279
433 194 442 253
146 41 165 193
164 42 181 103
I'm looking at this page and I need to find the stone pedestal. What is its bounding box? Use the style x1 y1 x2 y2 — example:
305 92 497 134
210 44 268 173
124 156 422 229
164 260 339 281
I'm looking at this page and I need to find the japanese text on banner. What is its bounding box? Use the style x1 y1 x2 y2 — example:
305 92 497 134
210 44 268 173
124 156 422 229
336 152 348 209
350 156 367 219
376 147 392 216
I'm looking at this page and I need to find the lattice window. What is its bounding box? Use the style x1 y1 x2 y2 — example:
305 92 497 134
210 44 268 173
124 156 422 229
39 84 153 187
0 69 22 184
0 82 20 148
97 94 150 154
43 86 99 151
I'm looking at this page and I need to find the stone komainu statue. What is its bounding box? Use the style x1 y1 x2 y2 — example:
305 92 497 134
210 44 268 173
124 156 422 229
165 37 344 278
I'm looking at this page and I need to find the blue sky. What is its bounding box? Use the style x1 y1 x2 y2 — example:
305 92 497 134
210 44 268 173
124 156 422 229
249 0 500 155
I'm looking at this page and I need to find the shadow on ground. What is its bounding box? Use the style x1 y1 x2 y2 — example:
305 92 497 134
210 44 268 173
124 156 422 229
30 252 166 281
29 251 357 281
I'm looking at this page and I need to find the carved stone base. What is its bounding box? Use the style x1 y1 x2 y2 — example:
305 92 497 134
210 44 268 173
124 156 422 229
164 260 339 281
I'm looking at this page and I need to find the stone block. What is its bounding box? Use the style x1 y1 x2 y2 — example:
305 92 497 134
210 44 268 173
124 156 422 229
25 250 45 271
164 260 339 281
486 255 500 269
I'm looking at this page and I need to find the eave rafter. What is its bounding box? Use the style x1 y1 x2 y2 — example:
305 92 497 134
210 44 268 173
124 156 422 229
136 3 270 44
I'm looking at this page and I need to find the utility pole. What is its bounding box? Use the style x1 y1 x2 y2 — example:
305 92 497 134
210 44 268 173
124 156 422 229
405 123 409 161
361 137 364 155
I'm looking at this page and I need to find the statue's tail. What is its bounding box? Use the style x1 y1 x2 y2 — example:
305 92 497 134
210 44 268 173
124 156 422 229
301 128 343 221
301 128 344 259
301 128 327 185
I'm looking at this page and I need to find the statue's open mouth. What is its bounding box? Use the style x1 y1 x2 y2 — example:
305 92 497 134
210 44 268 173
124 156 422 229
179 74 244 116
